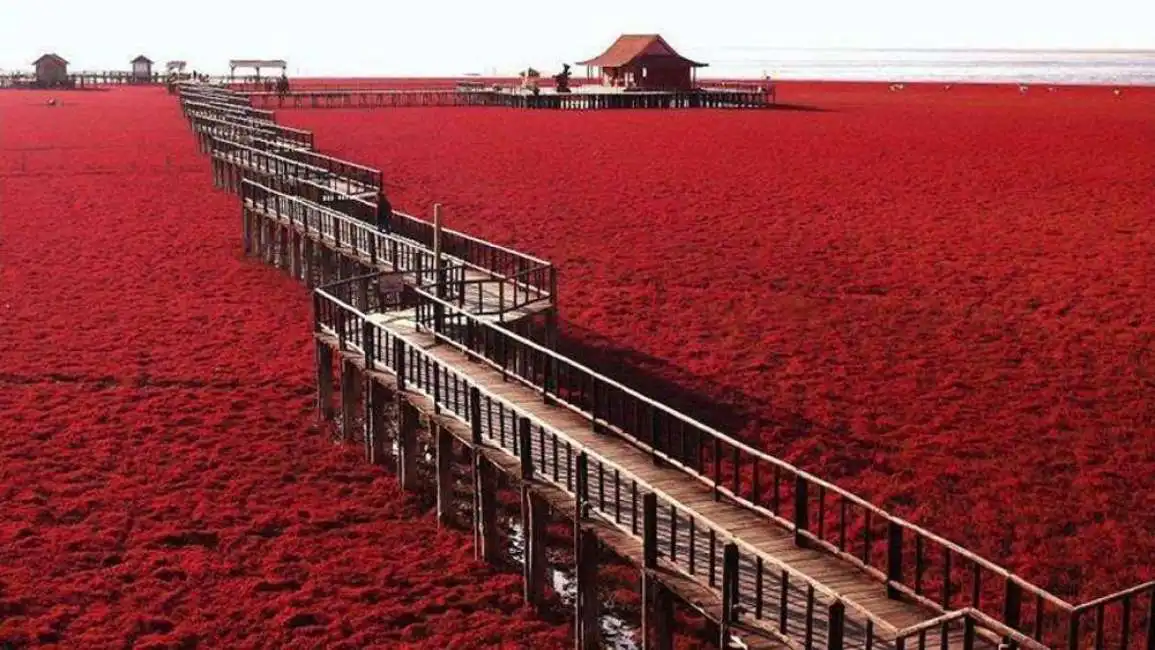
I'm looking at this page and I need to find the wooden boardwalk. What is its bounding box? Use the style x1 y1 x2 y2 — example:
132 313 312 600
244 87 773 110
172 82 1155 650
312 296 995 650
239 183 554 326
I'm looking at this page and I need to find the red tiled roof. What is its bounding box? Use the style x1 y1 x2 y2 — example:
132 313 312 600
576 34 707 68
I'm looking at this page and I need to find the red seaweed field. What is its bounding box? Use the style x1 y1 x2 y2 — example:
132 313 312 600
0 88 572 648
280 81 1155 602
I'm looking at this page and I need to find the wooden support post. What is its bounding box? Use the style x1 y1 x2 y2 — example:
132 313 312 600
315 341 334 421
963 615 975 650
433 203 444 299
319 247 332 286
290 230 302 280
303 237 315 288
436 424 454 527
259 220 270 265
242 207 252 255
357 273 370 312
472 451 499 563
886 521 903 599
1144 593 1155 650
340 358 360 442
1003 578 1022 634
396 395 418 492
277 225 289 270
720 542 738 647
793 475 809 547
522 488 547 611
364 377 387 465
575 525 600 650
827 601 845 650
654 583 674 650
641 492 661 650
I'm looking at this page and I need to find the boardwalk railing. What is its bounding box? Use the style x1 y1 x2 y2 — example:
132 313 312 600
390 210 556 314
246 138 383 194
197 84 1153 650
182 99 276 123
242 180 549 321
212 137 376 198
188 113 310 154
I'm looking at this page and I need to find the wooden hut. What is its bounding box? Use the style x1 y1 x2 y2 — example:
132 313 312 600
576 34 706 91
33 53 69 87
131 55 153 81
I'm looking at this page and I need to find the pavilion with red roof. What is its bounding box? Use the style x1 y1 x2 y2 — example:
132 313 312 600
576 34 707 91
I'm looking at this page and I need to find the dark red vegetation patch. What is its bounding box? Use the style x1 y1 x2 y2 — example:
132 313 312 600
282 81 1155 601
0 88 572 649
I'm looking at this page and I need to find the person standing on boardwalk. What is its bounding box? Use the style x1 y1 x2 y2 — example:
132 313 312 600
375 191 392 233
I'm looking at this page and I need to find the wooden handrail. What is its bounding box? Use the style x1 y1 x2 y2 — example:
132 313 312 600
391 210 553 267
1071 580 1155 613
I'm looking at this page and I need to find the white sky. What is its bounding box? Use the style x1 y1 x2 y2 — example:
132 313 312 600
1 0 1152 76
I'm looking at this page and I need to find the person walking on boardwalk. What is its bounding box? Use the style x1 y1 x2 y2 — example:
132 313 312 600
375 191 392 234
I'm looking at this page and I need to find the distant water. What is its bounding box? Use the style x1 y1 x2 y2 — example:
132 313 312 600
695 48 1155 86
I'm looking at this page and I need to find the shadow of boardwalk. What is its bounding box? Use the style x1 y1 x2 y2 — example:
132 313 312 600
534 319 897 484
771 103 832 113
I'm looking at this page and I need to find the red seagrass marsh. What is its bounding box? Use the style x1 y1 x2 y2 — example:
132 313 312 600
281 81 1155 601
0 88 573 649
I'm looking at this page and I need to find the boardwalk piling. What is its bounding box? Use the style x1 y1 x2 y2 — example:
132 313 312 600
340 358 360 441
290 230 302 279
365 377 387 465
522 488 547 610
436 424 454 527
721 542 738 646
473 451 499 562
575 526 600 650
315 341 334 421
397 395 419 491
642 492 674 649
303 237 315 288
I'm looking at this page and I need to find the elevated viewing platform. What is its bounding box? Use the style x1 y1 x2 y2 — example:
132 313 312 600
174 80 1155 650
